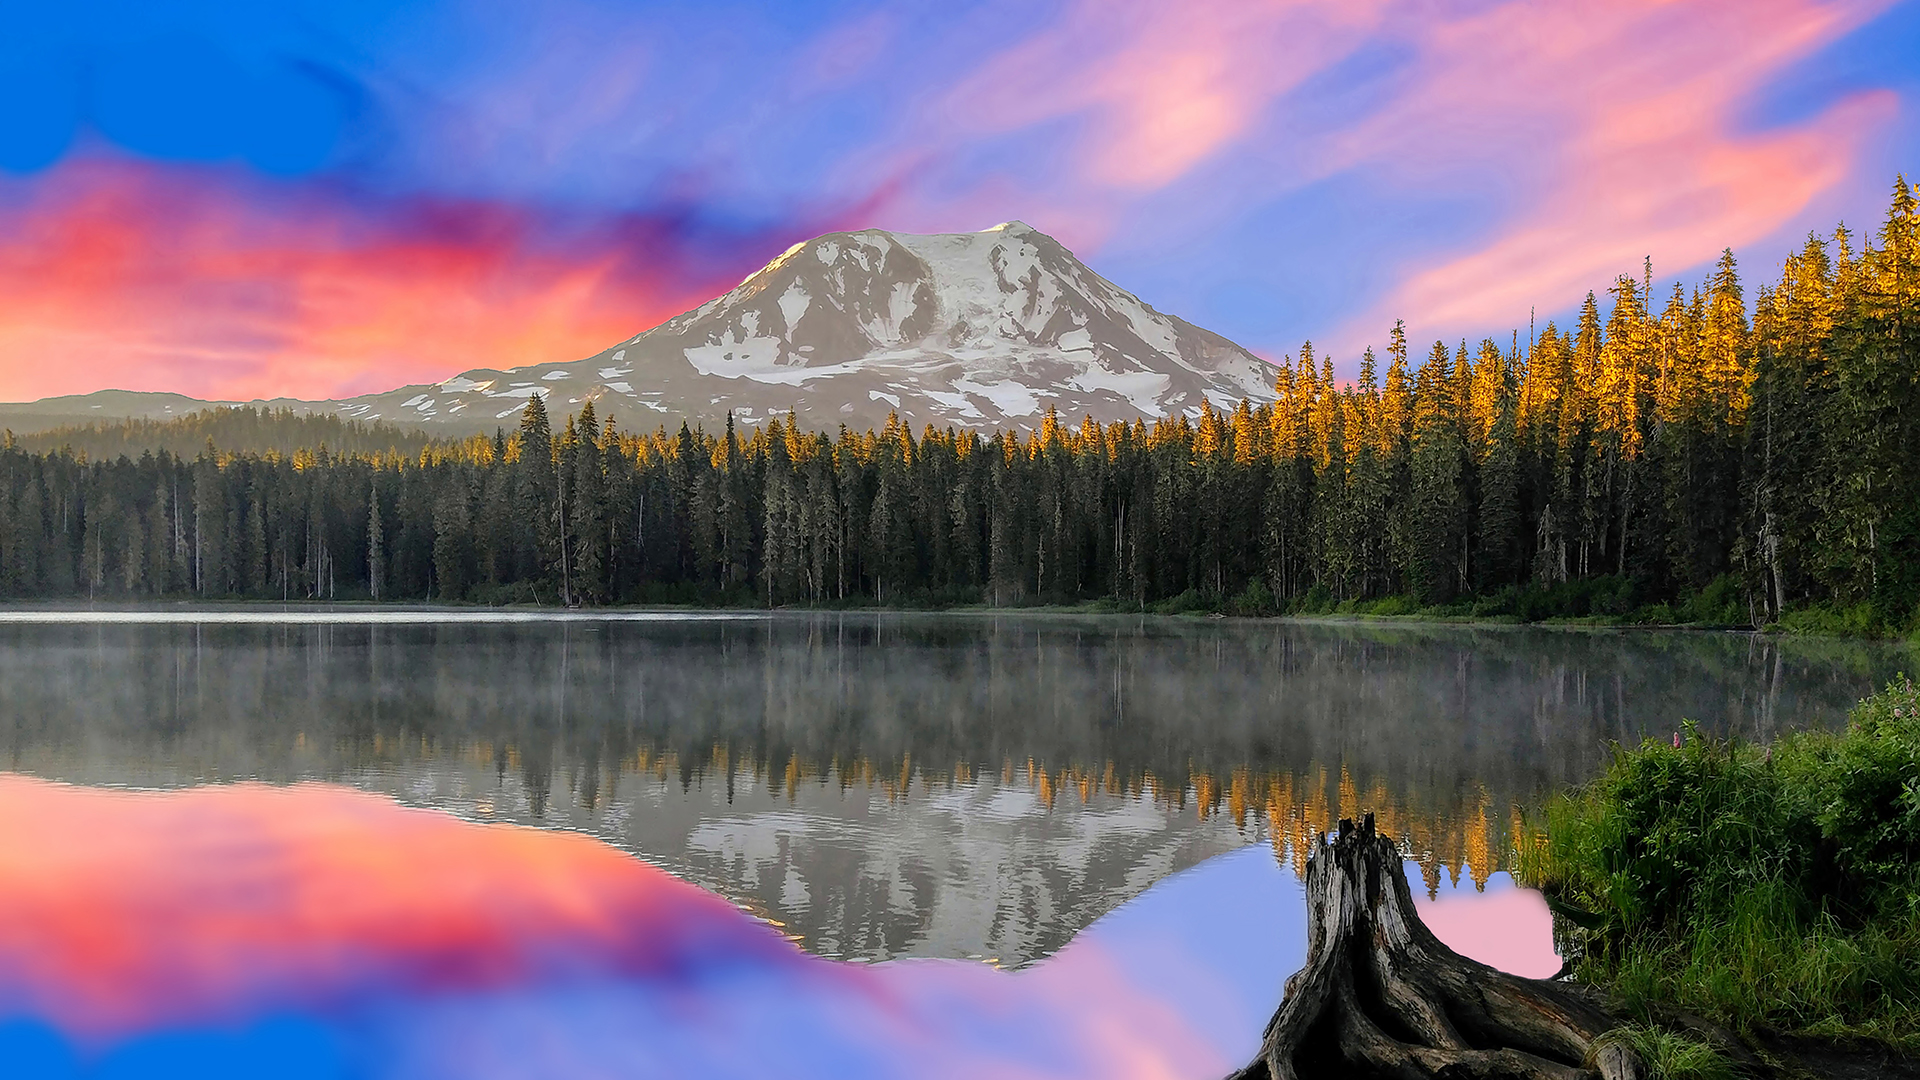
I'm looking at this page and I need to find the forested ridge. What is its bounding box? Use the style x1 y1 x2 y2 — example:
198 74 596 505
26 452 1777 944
9 409 438 461
3 181 1918 629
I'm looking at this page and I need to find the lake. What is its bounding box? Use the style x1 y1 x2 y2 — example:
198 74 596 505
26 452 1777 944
0 611 1907 1078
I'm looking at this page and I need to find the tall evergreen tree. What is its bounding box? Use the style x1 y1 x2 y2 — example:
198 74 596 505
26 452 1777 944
368 480 386 600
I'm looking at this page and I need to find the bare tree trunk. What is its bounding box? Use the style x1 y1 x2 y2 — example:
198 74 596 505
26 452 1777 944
1229 815 1647 1080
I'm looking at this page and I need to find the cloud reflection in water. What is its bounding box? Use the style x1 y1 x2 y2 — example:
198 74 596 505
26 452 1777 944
0 774 1550 1079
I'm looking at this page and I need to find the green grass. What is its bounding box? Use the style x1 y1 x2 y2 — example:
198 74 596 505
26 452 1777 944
1517 676 1920 1048
1591 1025 1738 1080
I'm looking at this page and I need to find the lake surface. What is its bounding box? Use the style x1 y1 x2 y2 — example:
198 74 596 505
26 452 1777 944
3 610 1906 967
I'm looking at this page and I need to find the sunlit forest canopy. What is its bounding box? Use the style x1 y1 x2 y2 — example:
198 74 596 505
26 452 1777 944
2 179 1918 628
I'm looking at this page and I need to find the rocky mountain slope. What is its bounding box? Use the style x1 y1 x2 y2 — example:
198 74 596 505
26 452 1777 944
3 222 1278 437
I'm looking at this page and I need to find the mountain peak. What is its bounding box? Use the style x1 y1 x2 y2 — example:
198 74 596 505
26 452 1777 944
347 219 1278 433
502 217 1279 434
9 222 1279 437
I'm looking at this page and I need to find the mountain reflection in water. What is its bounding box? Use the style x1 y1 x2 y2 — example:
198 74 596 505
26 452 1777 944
0 774 1549 1080
0 611 1904 966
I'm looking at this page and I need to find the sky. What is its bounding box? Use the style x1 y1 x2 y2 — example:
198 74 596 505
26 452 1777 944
1 0 1917 403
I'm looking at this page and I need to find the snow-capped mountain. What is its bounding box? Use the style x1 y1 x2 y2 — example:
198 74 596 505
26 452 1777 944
2 222 1279 436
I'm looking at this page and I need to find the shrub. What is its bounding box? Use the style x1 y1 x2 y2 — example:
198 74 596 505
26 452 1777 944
1494 575 1638 622
1633 602 1677 625
1470 586 1519 618
1292 583 1334 615
1675 574 1747 626
1366 595 1416 617
1777 602 1885 637
1519 677 1920 1044
1229 577 1276 617
1151 588 1212 615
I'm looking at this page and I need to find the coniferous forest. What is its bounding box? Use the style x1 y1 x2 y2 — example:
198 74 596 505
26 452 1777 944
3 181 1918 630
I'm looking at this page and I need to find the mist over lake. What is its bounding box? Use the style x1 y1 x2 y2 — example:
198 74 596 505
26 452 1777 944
3 611 1901 966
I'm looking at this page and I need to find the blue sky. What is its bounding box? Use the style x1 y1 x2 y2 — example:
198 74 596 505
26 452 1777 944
1 0 1915 400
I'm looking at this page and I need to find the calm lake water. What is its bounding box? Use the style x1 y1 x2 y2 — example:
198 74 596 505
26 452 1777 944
3 610 1906 967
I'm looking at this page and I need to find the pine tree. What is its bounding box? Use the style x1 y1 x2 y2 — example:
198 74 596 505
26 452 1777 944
368 480 385 601
716 414 751 590
432 478 472 601
245 480 269 595
1476 386 1522 591
761 415 800 605
193 453 223 594
1748 233 1837 616
570 402 607 602
1407 341 1467 603
516 394 559 592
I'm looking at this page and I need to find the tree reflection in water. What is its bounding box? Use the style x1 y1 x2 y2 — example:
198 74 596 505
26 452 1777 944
0 611 1903 965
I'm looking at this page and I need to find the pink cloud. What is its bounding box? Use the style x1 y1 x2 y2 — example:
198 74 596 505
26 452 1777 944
1 0 1901 403
0 158 827 403
864 0 1392 249
0 775 802 1038
1330 0 1896 346
939 0 1380 190
878 0 1898 358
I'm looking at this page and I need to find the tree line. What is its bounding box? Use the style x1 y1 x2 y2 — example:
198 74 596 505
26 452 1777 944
2 180 1916 628
10 407 437 461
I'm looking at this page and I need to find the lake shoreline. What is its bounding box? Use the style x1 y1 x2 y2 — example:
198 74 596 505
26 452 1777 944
2 595 1912 644
1520 677 1920 1073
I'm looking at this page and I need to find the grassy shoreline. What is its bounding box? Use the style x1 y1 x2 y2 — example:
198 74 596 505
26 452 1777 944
1516 676 1920 1065
4 590 1916 644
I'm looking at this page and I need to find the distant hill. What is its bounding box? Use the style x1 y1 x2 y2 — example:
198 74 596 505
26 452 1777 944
0 222 1277 437
6 407 441 460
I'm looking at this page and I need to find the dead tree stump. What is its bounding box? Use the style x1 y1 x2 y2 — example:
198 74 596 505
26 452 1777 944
1229 814 1645 1080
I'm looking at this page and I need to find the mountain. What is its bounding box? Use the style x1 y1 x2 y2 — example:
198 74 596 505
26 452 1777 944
1 222 1278 437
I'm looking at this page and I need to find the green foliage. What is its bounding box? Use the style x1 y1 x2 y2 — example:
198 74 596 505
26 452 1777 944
1229 576 1276 616
1437 576 1641 622
1150 588 1214 615
1775 602 1896 638
1292 583 1335 615
1362 595 1417 617
1519 678 1920 1043
1802 681 1920 917
1673 574 1747 626
1591 1025 1737 1080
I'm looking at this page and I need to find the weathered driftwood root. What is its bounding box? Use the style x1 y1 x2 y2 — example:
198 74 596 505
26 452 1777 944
1229 815 1646 1080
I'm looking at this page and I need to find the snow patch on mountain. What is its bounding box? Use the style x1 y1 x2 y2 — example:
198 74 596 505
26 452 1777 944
400 219 1274 432
6 222 1279 437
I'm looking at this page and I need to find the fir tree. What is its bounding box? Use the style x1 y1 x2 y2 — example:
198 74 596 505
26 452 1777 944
368 481 385 601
